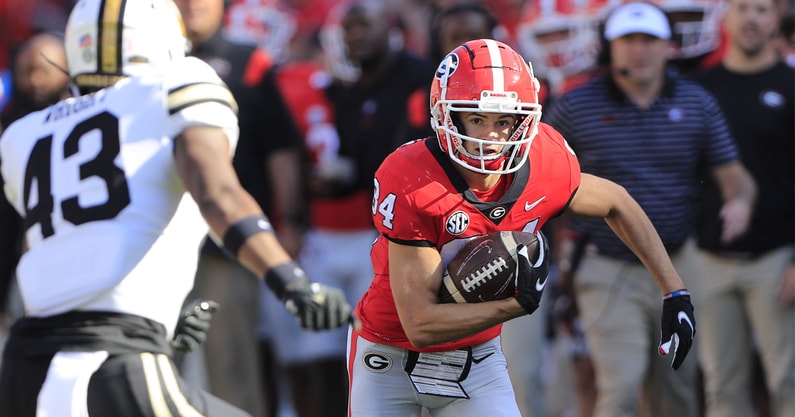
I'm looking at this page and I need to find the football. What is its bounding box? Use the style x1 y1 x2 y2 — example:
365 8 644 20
438 231 539 304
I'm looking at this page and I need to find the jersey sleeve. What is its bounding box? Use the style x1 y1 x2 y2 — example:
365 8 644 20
163 57 240 154
372 148 439 246
536 123 581 214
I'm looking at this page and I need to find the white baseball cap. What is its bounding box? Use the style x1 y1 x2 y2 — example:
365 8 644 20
604 2 671 41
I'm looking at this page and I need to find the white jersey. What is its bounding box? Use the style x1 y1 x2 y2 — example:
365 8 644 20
0 57 239 335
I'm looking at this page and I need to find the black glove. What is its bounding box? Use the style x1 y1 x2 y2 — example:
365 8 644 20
514 231 550 315
266 262 352 331
171 299 219 353
658 289 696 370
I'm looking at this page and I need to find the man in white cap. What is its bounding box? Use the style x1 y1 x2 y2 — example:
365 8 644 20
543 2 756 417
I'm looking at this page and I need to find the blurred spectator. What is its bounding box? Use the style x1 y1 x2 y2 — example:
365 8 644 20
325 0 434 199
543 3 756 417
427 2 501 63
174 0 307 415
0 0 74 69
689 0 795 415
1 32 70 127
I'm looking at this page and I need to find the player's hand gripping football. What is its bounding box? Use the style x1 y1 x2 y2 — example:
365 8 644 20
658 289 696 370
171 298 219 353
267 262 352 331
514 231 550 315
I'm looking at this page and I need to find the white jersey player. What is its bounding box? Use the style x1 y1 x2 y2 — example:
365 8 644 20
0 1 351 416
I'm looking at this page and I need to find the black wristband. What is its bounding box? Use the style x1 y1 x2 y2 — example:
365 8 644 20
222 215 273 257
265 261 309 300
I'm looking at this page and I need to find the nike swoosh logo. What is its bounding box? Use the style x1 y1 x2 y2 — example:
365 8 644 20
677 311 694 334
535 276 547 292
525 196 546 211
534 234 547 291
472 352 494 364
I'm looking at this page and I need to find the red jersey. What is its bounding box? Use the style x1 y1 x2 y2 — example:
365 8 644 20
274 60 372 230
357 123 581 351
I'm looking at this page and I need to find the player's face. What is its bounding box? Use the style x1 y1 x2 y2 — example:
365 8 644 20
459 112 518 155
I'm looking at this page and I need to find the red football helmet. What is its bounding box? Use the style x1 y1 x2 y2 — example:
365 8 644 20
430 39 542 175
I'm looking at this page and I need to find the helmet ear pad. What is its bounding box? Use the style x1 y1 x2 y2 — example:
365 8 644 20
449 111 465 136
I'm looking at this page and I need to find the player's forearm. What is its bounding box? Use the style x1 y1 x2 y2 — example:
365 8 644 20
399 299 525 348
196 188 292 275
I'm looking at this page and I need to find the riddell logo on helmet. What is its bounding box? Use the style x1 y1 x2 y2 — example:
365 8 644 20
436 53 459 79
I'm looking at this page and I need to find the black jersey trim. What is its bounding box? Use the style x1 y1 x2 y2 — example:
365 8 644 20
384 234 436 247
554 186 578 218
424 137 531 224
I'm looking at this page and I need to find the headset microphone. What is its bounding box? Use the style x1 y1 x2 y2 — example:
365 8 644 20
618 67 631 77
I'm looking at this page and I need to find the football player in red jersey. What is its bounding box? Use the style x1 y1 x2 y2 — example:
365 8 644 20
347 38 697 416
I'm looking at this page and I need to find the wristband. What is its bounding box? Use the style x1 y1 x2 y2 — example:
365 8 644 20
663 289 690 300
265 261 308 300
222 215 273 257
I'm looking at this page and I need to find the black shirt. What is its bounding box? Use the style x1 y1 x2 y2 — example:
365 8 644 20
327 50 435 195
691 61 795 255
190 31 303 216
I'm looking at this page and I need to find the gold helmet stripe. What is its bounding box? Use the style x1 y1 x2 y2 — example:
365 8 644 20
97 0 126 75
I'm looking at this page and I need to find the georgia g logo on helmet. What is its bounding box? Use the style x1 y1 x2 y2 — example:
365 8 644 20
435 52 459 80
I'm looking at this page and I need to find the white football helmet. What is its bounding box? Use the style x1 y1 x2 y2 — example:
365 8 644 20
318 2 361 83
517 0 600 88
65 0 188 91
430 39 542 175
657 0 722 58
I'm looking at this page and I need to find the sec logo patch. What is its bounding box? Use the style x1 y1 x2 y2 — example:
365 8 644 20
446 211 470 235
